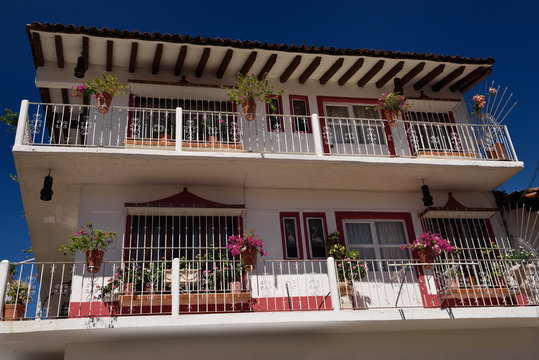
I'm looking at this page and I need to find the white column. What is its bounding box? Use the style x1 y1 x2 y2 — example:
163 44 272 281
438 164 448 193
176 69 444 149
0 260 10 318
311 113 324 156
171 258 180 318
175 107 183 152
14 100 29 146
326 257 341 311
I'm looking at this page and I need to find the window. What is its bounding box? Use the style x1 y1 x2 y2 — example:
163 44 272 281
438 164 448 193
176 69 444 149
290 95 311 133
280 212 303 259
406 111 461 153
343 220 409 260
266 96 284 132
325 105 385 145
302 213 328 259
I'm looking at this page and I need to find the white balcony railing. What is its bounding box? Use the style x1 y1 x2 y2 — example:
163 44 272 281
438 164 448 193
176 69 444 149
16 101 518 161
2 257 538 321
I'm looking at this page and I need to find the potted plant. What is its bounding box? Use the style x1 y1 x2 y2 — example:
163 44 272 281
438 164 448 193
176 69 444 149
372 91 413 127
142 262 165 293
226 229 268 270
401 232 456 269
225 72 283 121
503 247 536 293
60 222 117 274
71 72 128 114
3 280 33 321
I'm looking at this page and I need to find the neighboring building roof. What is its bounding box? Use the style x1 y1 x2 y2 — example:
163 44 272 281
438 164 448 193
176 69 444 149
496 188 539 211
26 22 495 66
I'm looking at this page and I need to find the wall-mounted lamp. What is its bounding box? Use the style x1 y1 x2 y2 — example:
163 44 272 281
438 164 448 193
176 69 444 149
74 56 86 78
421 180 433 207
393 77 403 95
40 170 53 201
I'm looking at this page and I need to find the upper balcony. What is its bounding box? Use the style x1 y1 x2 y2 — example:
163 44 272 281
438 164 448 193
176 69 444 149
13 99 522 194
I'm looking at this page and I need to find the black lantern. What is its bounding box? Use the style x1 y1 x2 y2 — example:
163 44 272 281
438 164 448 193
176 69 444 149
40 171 53 201
393 77 403 95
74 56 86 78
421 183 433 207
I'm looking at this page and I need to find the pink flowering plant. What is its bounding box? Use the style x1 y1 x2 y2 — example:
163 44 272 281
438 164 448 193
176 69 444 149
400 232 456 257
71 72 128 98
226 229 269 257
60 221 117 255
326 231 368 281
97 262 144 299
471 87 497 116
372 91 413 112
224 72 283 111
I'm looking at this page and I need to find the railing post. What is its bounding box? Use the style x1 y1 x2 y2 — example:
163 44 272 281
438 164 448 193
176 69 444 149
326 257 341 311
0 260 10 318
171 258 180 318
14 100 30 146
311 113 324 156
503 125 518 161
175 107 183 152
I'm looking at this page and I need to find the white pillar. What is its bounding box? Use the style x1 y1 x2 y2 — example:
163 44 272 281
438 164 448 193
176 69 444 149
0 260 10 318
14 100 29 146
175 107 183 152
311 113 324 156
326 257 341 311
171 258 180 318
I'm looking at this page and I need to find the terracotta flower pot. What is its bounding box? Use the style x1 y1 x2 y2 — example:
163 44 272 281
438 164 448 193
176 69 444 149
86 249 105 274
242 248 258 270
3 303 24 321
96 92 113 114
485 142 508 160
385 108 399 127
416 248 435 269
241 101 256 121
123 282 135 295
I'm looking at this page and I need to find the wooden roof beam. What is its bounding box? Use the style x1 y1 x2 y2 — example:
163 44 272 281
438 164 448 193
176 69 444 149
240 51 257 75
399 62 425 86
320 58 344 85
216 49 233 79
54 35 64 68
61 88 69 104
39 88 51 103
357 60 385 87
195 47 211 78
82 37 89 69
449 66 486 92
338 58 364 86
174 46 187 76
106 40 113 71
152 44 164 75
459 68 491 93
432 66 465 92
299 56 321 84
129 42 138 73
33 32 44 67
258 54 278 80
413 64 445 90
280 55 301 83
376 61 404 88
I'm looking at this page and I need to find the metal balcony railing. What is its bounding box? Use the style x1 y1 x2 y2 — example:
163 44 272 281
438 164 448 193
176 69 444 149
15 101 518 162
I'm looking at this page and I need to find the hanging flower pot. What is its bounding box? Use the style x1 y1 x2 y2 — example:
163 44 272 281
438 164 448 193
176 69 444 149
3 303 24 321
242 101 257 121
385 108 399 127
242 248 258 270
96 92 113 114
86 249 105 274
416 248 435 269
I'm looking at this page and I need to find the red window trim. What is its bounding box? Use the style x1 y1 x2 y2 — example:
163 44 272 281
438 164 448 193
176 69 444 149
279 212 304 260
302 212 328 259
334 211 416 249
266 95 284 132
289 95 312 133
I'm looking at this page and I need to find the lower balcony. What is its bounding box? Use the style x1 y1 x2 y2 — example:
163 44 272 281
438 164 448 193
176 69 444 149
2 257 538 321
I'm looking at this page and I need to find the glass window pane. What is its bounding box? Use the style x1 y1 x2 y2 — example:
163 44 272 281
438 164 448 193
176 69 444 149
380 247 409 260
375 222 406 245
349 247 376 259
345 223 373 245
283 217 299 259
326 105 350 118
352 105 380 119
307 218 326 258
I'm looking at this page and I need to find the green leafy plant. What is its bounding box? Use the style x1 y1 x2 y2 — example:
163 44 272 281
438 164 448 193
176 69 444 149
0 109 18 132
326 231 367 281
60 222 117 255
224 73 283 111
71 73 128 98
5 280 33 305
371 91 413 112
499 247 535 265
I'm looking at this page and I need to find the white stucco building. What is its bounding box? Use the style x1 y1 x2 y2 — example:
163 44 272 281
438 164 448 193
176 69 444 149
1 22 538 359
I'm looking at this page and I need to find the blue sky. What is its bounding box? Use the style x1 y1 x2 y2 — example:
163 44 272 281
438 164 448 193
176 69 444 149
0 1 537 261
